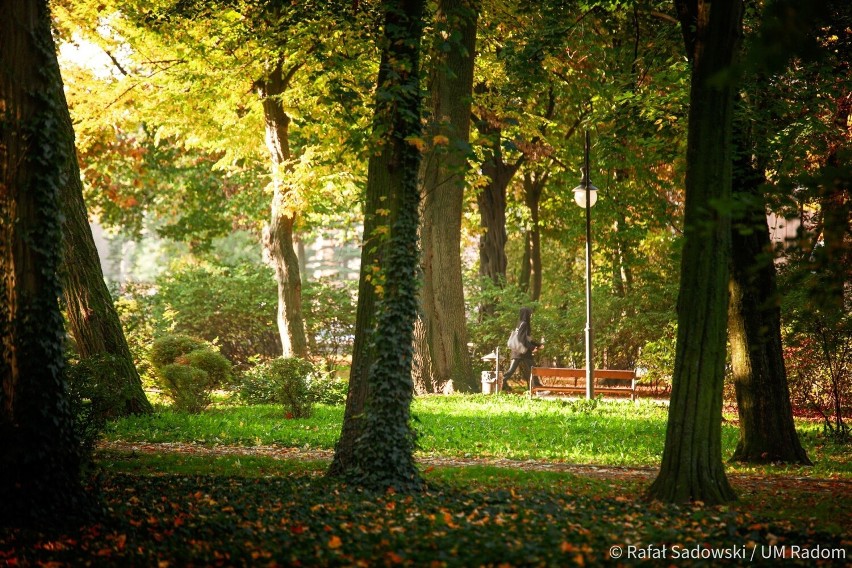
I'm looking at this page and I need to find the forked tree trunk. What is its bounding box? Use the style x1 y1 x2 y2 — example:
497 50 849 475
1 0 89 524
415 0 479 393
258 63 308 358
728 104 811 465
648 0 743 505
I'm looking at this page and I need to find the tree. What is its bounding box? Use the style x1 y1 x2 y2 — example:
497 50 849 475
414 0 479 393
258 59 308 358
727 106 810 464
330 0 426 491
1 0 91 525
55 0 371 359
648 0 744 504
59 94 152 417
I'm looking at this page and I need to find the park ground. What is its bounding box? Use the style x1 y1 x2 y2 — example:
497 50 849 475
1 395 850 566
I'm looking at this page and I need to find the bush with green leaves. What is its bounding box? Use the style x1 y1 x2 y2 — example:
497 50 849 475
65 354 133 458
307 372 349 406
302 277 356 370
150 334 233 413
237 357 316 417
113 282 158 389
152 261 280 369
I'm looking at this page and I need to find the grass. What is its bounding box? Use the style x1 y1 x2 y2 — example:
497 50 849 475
104 394 851 478
4 395 849 566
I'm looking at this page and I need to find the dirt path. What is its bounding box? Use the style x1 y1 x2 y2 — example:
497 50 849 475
97 441 851 495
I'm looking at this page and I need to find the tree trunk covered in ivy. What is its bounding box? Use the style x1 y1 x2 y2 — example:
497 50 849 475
414 0 479 394
258 63 308 359
329 0 426 492
648 0 743 505
0 0 91 525
727 98 811 465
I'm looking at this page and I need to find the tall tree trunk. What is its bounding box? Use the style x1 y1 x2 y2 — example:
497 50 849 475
476 130 518 286
415 0 479 394
258 63 308 358
728 98 811 465
329 0 426 491
1 0 90 525
59 88 151 417
648 0 743 505
522 170 546 301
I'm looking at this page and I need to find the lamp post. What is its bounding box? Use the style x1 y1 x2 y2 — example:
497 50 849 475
573 130 598 399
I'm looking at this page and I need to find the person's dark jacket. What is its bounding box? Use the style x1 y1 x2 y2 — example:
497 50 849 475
509 308 540 360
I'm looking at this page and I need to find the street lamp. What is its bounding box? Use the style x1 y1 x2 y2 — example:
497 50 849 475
572 130 598 399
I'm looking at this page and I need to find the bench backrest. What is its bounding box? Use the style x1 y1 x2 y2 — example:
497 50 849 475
531 367 635 380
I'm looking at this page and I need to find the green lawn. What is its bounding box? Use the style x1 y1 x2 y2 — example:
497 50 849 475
4 394 848 566
103 394 850 478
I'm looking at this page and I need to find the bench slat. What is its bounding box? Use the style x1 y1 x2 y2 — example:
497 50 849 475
528 367 637 400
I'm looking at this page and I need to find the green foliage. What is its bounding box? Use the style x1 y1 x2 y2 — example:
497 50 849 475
307 373 349 406
182 349 233 388
158 364 212 414
113 283 158 388
238 357 315 418
152 261 279 368
302 277 356 370
150 334 233 413
150 334 206 369
66 354 133 456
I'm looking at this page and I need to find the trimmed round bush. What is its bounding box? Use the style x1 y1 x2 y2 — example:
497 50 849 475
150 334 206 369
150 334 232 413
159 364 211 414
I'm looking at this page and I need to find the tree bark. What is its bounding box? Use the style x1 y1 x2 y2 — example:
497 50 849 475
1 0 89 525
648 0 743 505
728 100 811 465
59 80 151 417
329 0 426 491
415 0 479 394
475 124 518 286
258 63 308 359
522 170 546 301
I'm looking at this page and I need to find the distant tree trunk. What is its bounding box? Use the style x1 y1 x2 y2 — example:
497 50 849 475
329 0 426 492
59 90 151 417
522 170 546 301
728 99 811 465
1 0 90 525
648 0 743 505
415 0 479 394
258 63 308 358
475 125 519 286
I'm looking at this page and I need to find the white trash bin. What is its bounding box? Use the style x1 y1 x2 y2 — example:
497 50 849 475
481 371 498 394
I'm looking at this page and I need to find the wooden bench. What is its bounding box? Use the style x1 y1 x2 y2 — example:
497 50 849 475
530 367 637 400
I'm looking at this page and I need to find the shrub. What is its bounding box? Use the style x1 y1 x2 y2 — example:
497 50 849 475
150 334 206 369
302 278 356 370
65 354 131 458
308 372 349 406
238 357 315 418
159 364 212 414
150 334 233 413
152 261 280 369
182 348 233 387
